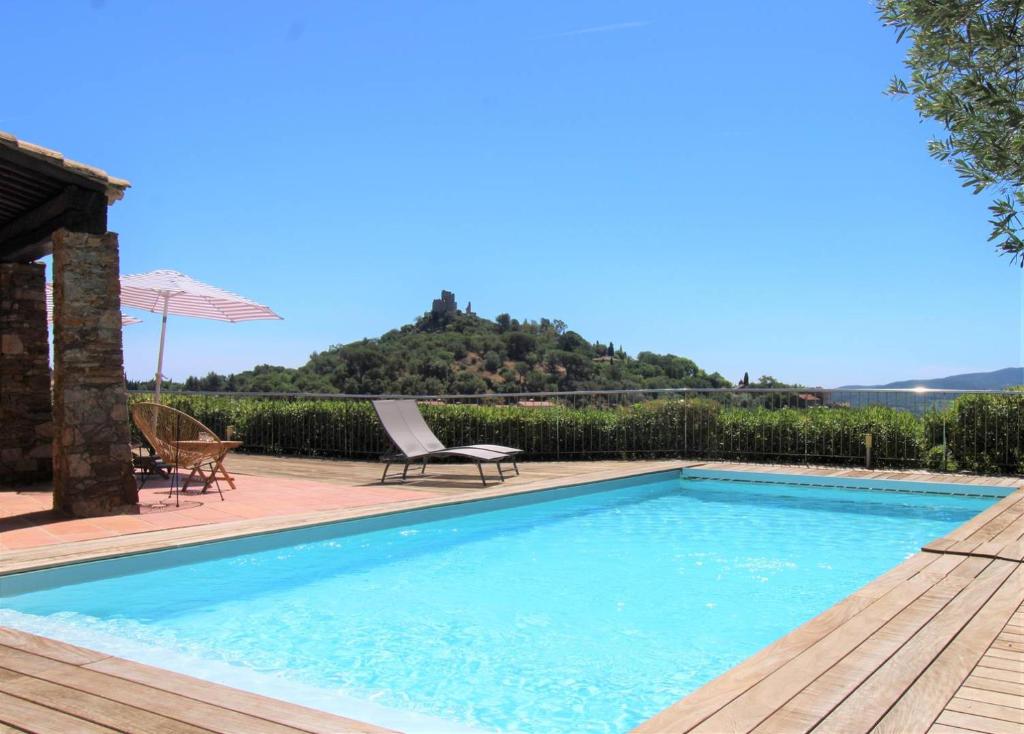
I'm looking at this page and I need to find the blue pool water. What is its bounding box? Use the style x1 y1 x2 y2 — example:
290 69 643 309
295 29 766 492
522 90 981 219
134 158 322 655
0 472 1001 733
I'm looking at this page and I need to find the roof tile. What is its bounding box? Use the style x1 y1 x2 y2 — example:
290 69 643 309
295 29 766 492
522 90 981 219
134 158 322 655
0 129 131 194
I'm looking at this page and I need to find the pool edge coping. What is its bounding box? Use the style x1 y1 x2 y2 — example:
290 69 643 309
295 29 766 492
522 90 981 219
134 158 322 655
4 462 1017 578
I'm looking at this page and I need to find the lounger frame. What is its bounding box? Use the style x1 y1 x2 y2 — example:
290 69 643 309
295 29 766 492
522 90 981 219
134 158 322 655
372 399 522 486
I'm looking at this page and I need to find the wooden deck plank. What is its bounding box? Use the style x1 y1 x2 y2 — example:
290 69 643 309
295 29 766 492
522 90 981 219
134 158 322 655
928 724 987 734
84 656 394 734
972 665 1024 684
972 513 1024 558
983 647 1022 662
809 560 1016 733
871 565 1024 733
0 689 119 734
853 552 951 600
0 644 322 734
990 640 1022 654
921 602 1024 734
1 623 379 734
936 494 1024 547
964 675 1024 697
994 539 1024 562
944 698 1023 724
955 686 1024 710
977 655 1024 672
0 670 214 733
924 537 958 552
0 628 109 667
0 630 394 734
935 711 1022 734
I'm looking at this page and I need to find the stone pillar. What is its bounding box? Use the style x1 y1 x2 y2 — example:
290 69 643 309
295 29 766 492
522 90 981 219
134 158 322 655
51 229 137 516
0 262 53 486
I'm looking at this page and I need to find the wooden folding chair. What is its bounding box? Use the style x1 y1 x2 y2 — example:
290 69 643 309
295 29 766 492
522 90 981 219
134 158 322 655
130 402 241 501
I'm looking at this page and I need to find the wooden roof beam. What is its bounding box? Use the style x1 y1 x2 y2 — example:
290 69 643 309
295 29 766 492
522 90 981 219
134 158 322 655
0 186 107 262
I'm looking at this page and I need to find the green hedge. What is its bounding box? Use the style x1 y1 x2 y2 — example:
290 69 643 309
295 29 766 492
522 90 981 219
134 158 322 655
925 392 1024 474
129 392 1023 474
714 404 925 467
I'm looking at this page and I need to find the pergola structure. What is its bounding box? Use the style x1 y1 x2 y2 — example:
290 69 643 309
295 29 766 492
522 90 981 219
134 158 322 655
0 131 138 516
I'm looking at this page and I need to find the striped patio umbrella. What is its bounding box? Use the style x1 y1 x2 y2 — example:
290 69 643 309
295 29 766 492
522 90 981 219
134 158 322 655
119 269 282 401
45 283 142 326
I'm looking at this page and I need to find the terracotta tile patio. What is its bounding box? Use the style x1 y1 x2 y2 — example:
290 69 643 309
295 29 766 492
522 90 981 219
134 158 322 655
1 455 665 554
0 461 438 552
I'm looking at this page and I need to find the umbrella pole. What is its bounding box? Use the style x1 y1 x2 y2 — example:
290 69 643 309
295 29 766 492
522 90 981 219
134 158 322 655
154 294 170 403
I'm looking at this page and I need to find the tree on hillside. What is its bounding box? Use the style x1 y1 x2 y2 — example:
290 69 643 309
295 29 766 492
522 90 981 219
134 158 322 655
184 371 226 392
877 0 1024 265
483 350 502 372
506 332 536 361
557 330 589 352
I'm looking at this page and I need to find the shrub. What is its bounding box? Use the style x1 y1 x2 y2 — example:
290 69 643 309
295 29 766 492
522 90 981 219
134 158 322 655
942 392 1024 474
924 445 957 473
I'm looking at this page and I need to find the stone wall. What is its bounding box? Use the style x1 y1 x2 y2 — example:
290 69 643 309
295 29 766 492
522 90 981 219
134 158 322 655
51 229 137 515
0 262 53 486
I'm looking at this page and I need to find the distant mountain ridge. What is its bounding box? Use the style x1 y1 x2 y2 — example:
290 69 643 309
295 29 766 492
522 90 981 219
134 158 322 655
841 367 1023 391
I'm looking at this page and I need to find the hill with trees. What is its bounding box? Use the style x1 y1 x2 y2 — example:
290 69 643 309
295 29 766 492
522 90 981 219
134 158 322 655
153 292 735 395
841 367 1024 391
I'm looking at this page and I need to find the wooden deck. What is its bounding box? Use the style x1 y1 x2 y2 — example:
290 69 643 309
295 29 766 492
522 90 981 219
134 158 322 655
934 601 1024 734
0 626 393 733
1 458 1021 733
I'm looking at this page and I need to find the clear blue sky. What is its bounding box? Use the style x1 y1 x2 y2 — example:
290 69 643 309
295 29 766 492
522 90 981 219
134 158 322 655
4 1 1022 387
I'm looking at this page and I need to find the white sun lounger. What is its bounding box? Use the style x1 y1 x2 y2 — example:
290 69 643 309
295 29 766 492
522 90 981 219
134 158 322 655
372 399 522 485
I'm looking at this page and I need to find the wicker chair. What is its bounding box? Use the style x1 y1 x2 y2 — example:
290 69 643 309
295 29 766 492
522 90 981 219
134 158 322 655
130 402 241 500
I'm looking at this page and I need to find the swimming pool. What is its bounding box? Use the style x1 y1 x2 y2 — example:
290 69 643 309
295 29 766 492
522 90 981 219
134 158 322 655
0 470 1007 733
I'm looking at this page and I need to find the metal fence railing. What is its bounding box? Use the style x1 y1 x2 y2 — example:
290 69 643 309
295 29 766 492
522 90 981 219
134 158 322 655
128 387 1024 475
